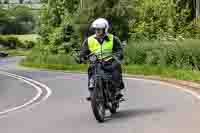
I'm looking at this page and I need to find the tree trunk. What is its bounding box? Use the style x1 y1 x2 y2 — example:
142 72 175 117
196 0 200 17
19 0 24 4
4 0 9 4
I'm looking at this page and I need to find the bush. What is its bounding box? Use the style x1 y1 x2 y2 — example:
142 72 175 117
38 0 132 55
128 0 195 41
125 39 200 70
23 40 36 49
0 36 7 47
0 36 35 49
6 36 23 49
16 40 36 49
0 5 36 34
74 0 132 41
0 36 21 49
25 45 77 65
11 6 36 34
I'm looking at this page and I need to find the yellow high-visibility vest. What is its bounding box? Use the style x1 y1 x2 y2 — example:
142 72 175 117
88 34 113 61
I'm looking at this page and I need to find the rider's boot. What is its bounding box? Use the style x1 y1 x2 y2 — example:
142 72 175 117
116 90 123 100
120 81 125 90
86 91 92 101
116 81 125 101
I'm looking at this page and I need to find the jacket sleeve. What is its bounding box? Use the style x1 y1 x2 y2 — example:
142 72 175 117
80 38 91 60
113 36 124 61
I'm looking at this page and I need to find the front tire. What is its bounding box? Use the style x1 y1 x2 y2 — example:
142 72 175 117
91 80 105 123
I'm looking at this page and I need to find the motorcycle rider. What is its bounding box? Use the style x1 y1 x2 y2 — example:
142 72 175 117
80 18 125 101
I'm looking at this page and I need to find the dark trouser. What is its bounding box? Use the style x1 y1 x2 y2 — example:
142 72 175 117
88 62 124 91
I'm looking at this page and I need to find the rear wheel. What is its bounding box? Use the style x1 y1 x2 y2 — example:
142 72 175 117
91 79 105 123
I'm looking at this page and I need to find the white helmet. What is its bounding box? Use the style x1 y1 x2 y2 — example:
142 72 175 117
91 18 109 34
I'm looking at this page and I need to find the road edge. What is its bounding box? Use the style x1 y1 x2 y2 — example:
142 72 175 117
17 61 200 100
0 70 52 119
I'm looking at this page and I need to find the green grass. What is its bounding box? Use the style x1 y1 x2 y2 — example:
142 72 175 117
20 60 200 81
0 48 31 56
21 61 87 72
7 49 31 56
0 34 39 43
124 64 200 81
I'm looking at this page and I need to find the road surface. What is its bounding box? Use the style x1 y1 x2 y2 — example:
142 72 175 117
0 56 200 133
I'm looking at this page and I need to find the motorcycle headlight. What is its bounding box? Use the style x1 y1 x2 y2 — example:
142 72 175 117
89 55 97 62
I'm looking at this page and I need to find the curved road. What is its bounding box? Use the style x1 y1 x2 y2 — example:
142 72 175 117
0 73 37 113
0 57 200 133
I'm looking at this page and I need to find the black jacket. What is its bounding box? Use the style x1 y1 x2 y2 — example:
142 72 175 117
80 34 124 61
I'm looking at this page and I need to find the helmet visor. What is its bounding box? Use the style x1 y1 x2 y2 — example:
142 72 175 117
95 28 104 31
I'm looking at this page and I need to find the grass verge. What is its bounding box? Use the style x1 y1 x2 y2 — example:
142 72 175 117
20 61 200 81
21 61 87 72
0 48 31 56
0 34 39 43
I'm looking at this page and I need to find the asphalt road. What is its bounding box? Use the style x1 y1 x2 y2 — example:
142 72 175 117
0 56 200 133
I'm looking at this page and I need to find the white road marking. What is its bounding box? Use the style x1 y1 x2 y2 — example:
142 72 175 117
0 71 52 118
126 77 200 100
53 72 200 101
0 69 198 119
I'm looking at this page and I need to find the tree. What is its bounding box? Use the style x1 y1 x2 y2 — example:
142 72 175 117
0 5 36 34
75 0 134 41
177 0 195 19
194 0 200 17
19 0 24 4
38 0 136 54
4 0 9 4
38 0 81 53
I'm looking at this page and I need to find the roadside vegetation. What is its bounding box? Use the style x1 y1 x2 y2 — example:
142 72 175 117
2 0 200 81
0 34 37 56
0 5 37 34
21 61 200 81
0 4 38 56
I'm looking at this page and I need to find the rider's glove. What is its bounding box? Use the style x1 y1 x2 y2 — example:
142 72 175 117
79 57 84 64
79 57 87 64
113 53 123 64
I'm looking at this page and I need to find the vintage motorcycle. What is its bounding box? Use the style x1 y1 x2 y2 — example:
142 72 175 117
86 53 124 122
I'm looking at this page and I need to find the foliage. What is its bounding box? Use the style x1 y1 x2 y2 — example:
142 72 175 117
75 0 133 41
26 0 200 71
6 36 23 49
37 0 135 59
0 35 35 49
38 0 199 49
21 61 200 81
37 0 80 54
0 48 31 56
128 0 195 41
124 39 200 70
25 44 77 65
0 36 22 49
0 5 36 34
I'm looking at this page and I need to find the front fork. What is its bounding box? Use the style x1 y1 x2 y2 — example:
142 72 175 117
103 80 117 109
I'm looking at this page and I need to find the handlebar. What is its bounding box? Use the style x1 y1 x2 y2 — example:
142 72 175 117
86 53 122 65
71 49 122 65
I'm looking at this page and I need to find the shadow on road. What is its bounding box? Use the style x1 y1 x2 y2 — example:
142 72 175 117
104 107 165 122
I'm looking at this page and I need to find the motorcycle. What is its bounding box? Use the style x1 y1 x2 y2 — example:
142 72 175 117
86 54 124 123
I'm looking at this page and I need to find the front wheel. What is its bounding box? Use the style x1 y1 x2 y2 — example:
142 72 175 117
91 81 105 123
